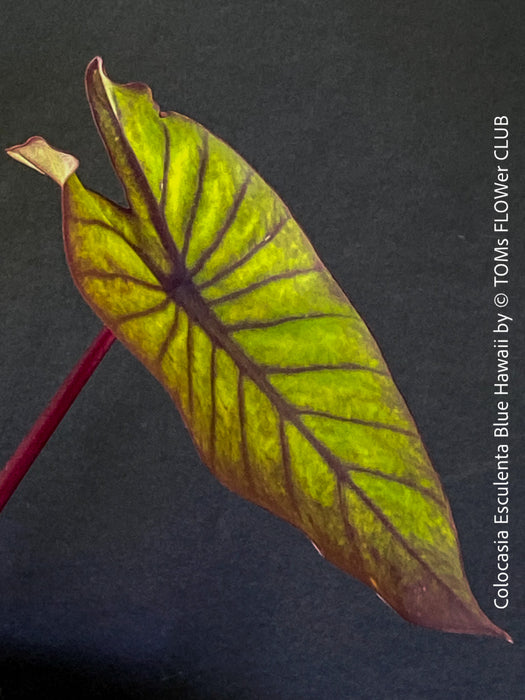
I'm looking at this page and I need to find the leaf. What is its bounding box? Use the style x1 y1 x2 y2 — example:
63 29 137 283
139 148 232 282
7 57 511 641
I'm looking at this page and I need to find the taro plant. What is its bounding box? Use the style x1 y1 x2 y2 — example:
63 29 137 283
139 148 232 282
2 58 511 642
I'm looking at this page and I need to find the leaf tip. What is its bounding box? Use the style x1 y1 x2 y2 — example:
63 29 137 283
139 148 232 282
6 136 78 187
477 617 513 643
434 602 513 643
85 55 106 83
487 619 513 644
85 56 161 121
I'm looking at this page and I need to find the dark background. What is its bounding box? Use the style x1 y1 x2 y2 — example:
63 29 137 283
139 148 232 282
1 1 524 697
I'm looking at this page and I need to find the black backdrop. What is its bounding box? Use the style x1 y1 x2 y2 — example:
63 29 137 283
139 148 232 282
1 2 524 698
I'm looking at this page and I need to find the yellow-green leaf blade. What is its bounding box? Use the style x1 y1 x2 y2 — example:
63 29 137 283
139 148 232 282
7 58 510 642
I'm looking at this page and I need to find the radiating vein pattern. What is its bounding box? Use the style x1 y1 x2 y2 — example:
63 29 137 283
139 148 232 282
55 58 507 638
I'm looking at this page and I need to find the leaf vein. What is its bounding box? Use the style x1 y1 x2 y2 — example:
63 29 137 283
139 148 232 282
182 132 209 265
347 476 468 613
91 90 181 270
238 374 255 488
72 217 168 285
337 480 361 557
264 363 387 376
280 419 300 514
298 409 418 438
197 215 290 291
344 464 443 505
78 269 163 291
208 267 320 306
190 171 253 278
115 298 171 324
159 123 171 215
157 305 180 368
226 312 354 332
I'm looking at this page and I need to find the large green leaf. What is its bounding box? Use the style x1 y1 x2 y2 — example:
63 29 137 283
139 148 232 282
7 57 510 641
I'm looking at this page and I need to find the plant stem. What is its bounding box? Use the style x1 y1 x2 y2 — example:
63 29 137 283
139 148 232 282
0 326 115 513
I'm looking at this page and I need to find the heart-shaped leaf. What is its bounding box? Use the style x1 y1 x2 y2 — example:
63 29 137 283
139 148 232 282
7 58 510 641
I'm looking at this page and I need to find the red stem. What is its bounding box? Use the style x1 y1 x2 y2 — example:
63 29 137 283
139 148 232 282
0 326 115 513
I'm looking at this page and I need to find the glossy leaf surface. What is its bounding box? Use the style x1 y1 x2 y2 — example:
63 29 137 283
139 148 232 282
6 58 510 641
